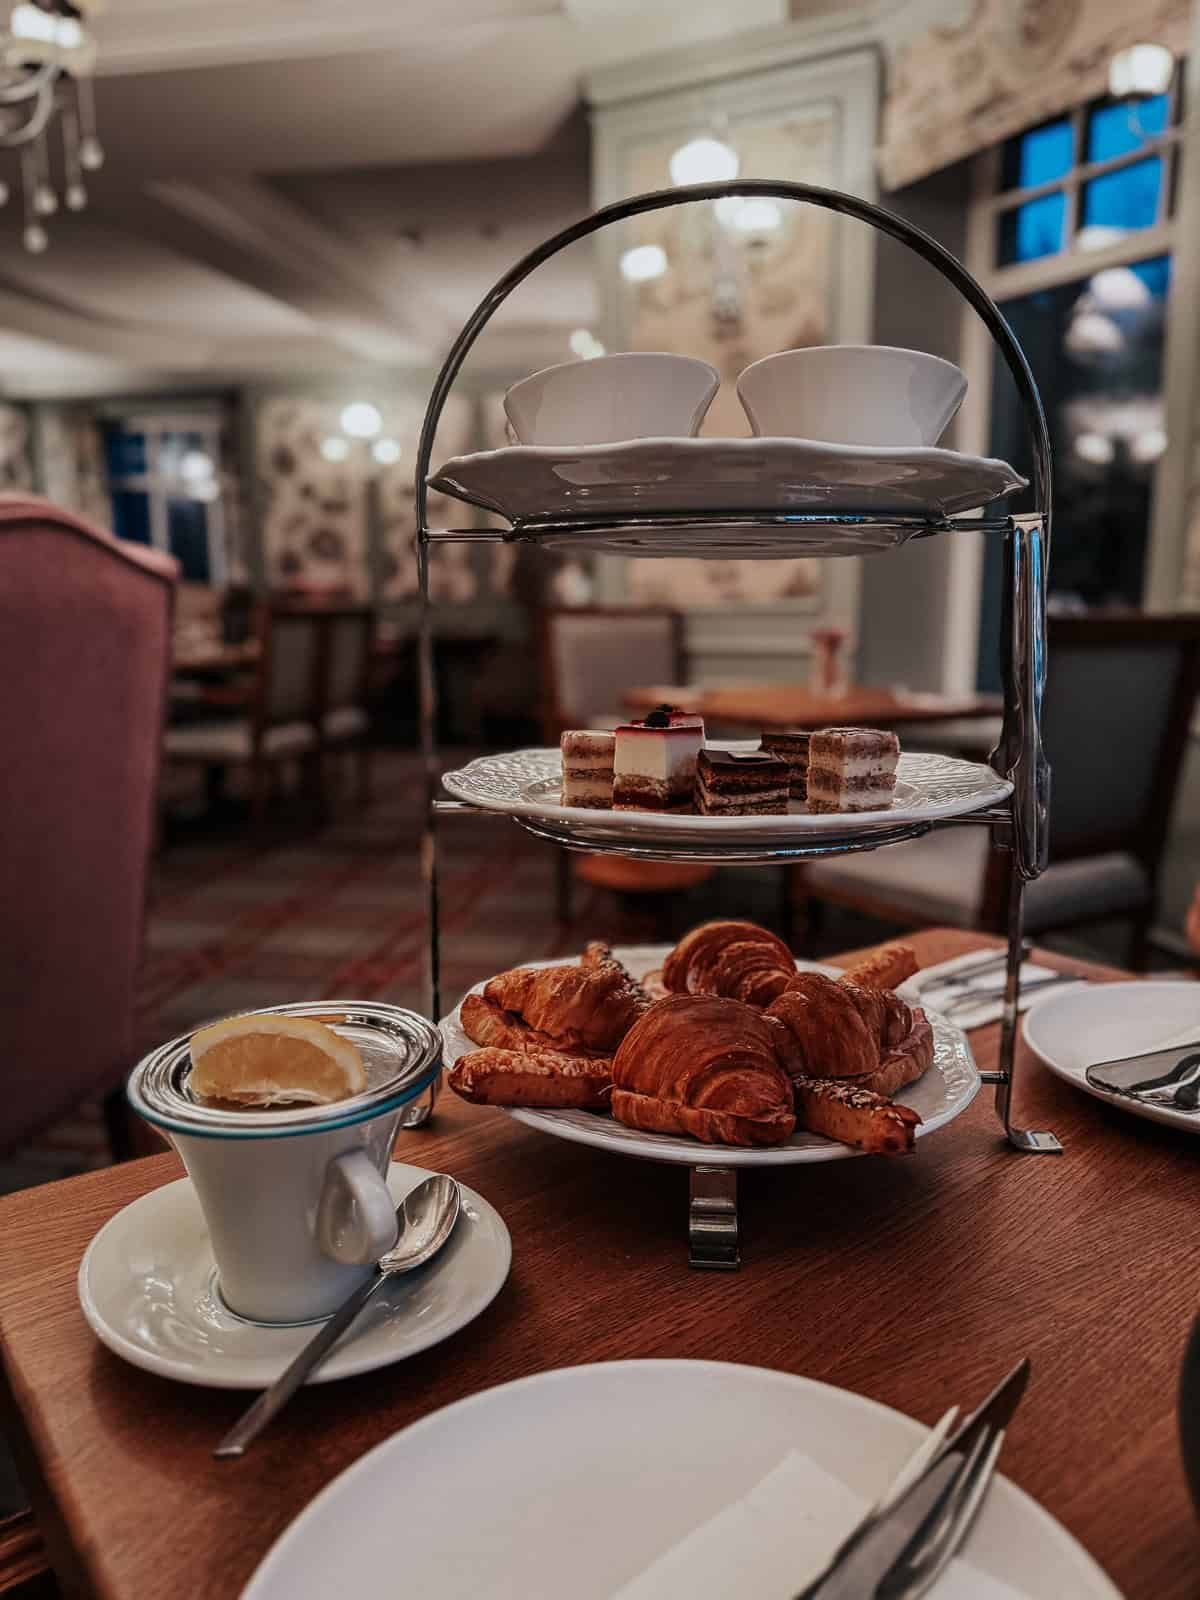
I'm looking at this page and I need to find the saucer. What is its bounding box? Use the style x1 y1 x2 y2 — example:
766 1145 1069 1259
77 1163 511 1389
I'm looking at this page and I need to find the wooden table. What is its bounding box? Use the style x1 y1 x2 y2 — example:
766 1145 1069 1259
625 682 1002 732
1 929 1196 1600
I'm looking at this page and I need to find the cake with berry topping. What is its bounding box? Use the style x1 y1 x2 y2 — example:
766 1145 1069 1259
612 705 704 813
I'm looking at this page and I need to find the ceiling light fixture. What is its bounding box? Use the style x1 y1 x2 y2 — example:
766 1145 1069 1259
1075 431 1115 465
1109 42 1174 98
1130 427 1168 463
1088 267 1151 309
340 402 383 439
371 438 402 465
619 244 668 283
568 328 606 360
669 136 739 188
179 450 214 483
0 0 103 252
320 437 350 463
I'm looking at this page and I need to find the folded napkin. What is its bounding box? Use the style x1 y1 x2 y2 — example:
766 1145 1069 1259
612 1447 1025 1600
911 948 1084 1031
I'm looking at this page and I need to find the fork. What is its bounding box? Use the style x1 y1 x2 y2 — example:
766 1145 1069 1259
876 1427 1005 1598
939 969 1086 1019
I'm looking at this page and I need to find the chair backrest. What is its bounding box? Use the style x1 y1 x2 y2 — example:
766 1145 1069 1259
255 606 325 727
0 495 176 1148
1043 613 1200 870
539 607 685 736
324 608 373 714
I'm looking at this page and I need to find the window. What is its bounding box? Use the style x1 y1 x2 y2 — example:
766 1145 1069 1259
969 70 1185 688
104 414 227 584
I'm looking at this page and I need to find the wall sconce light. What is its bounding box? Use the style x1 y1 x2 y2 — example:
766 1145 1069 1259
1108 42 1173 99
619 244 668 282
668 136 739 188
340 401 383 439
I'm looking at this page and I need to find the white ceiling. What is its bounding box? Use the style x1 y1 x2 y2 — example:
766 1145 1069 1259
0 0 789 396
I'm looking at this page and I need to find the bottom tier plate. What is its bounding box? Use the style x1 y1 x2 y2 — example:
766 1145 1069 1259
440 945 980 1168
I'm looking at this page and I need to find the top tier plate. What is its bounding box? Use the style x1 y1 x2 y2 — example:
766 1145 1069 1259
428 436 1027 558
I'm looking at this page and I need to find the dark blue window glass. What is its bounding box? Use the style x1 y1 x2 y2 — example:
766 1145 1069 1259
1082 156 1162 233
104 427 146 478
111 490 150 544
167 498 210 582
1087 95 1169 162
997 190 1066 264
1002 118 1073 190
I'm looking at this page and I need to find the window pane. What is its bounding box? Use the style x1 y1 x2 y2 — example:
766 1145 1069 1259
977 252 1171 688
1086 94 1170 162
111 490 150 544
104 427 146 478
167 497 211 583
1001 118 1074 190
1082 156 1162 234
997 190 1066 265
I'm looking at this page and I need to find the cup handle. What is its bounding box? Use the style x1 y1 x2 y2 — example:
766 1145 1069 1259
316 1151 399 1265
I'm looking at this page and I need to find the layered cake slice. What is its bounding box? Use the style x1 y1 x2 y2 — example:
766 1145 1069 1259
612 706 704 813
560 730 616 809
695 749 789 816
807 727 900 814
759 730 810 801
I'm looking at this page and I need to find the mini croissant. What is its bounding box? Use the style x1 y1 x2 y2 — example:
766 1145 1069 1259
662 919 795 1005
483 958 649 1053
611 994 796 1147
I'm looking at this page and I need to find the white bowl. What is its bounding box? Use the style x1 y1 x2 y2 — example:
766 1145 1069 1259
737 345 967 448
504 353 720 447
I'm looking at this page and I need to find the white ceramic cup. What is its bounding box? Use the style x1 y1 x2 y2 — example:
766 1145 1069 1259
503 352 720 447
736 345 967 448
127 1001 442 1324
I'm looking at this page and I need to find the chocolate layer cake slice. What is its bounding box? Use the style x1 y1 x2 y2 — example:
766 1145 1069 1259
759 730 810 801
807 727 900 814
612 705 704 813
695 749 789 816
560 730 615 809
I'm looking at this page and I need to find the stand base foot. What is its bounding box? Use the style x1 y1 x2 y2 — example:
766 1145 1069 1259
689 1166 739 1270
1005 1127 1063 1154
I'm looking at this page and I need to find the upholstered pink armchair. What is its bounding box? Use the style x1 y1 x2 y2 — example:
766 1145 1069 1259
0 495 176 1157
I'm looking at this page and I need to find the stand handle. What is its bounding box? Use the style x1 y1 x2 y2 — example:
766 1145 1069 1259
414 179 1052 545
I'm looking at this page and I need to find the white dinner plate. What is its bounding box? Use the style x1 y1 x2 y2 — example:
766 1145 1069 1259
442 744 1011 848
441 945 980 1167
243 1360 1119 1599
77 1164 511 1389
1023 980 1200 1135
429 437 1026 530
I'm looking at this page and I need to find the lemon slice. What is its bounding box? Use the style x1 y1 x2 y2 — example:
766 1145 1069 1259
189 1013 367 1107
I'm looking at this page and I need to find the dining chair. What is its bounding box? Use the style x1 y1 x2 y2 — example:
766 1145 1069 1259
799 614 1200 967
164 603 325 827
321 606 375 807
538 606 711 923
0 494 176 1159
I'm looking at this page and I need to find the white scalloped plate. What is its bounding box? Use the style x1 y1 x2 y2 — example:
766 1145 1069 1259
429 436 1026 523
442 744 1011 845
441 946 980 1167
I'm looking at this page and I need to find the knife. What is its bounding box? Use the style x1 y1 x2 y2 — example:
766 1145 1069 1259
793 1359 1029 1599
1086 1043 1200 1111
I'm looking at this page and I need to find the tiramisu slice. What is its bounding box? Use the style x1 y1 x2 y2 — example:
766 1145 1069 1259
695 749 789 816
612 706 704 813
560 730 615 809
759 730 810 801
807 727 900 814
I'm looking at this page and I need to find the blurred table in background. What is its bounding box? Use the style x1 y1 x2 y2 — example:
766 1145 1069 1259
625 682 1003 734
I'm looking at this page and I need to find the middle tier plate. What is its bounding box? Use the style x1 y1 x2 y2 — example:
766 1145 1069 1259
441 744 1013 847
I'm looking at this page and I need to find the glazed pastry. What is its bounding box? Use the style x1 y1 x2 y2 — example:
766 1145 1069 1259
793 1078 921 1154
449 1047 612 1109
611 994 795 1147
483 957 650 1053
460 992 605 1058
766 973 879 1079
838 942 918 992
661 919 793 997
640 968 669 1001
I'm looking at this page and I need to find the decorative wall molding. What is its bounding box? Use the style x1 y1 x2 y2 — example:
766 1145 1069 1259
880 0 1193 191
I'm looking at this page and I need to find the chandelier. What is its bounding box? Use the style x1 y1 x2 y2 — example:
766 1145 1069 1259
0 1 104 253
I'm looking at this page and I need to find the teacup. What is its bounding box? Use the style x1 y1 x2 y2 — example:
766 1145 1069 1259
127 1001 442 1324
736 345 967 448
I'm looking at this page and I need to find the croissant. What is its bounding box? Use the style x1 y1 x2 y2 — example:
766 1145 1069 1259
838 942 918 992
766 973 879 1079
449 1047 612 1109
662 920 795 1004
460 992 606 1058
611 994 795 1147
483 958 649 1052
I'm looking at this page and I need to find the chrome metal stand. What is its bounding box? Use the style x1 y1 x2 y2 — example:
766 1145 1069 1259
413 177 1062 1248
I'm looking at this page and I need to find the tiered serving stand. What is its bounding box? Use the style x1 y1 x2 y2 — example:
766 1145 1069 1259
410 180 1059 1269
